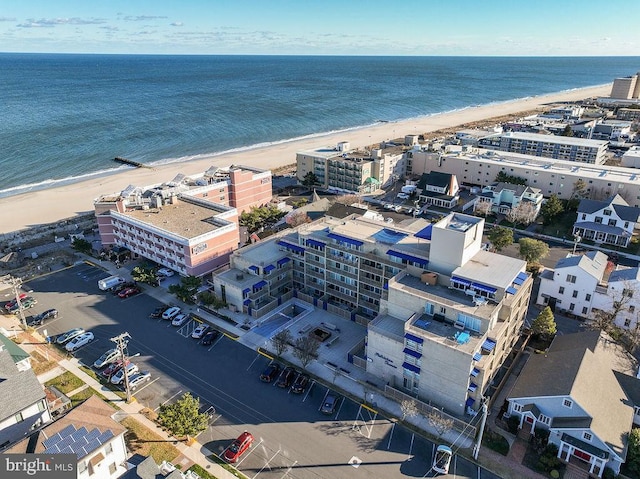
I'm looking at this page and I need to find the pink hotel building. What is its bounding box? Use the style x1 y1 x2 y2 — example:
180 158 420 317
94 166 272 277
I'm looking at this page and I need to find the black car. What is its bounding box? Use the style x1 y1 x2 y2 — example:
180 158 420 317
277 367 296 389
202 330 221 346
28 308 58 326
260 363 281 383
149 306 169 319
291 373 310 394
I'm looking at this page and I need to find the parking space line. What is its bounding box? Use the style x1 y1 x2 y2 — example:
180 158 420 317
252 447 281 479
247 353 263 371
407 433 415 459
302 381 315 402
280 460 297 479
333 397 345 420
132 377 159 395
236 438 263 467
154 389 182 412
386 422 395 450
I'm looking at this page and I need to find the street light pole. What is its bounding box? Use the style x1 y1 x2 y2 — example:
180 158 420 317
10 276 27 329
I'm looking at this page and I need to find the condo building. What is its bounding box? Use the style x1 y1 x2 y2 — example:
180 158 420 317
610 72 640 100
477 132 608 165
296 142 405 194
94 166 272 277
213 212 532 414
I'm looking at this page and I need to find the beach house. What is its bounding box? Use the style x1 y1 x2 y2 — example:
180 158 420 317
572 195 640 248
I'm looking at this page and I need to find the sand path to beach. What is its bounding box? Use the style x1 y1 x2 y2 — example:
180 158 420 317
2 84 610 235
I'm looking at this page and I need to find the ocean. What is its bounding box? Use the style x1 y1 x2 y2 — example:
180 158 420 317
1 54 639 198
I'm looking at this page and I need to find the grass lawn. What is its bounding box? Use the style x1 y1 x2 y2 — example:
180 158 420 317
482 429 510 456
121 417 180 464
69 388 115 409
31 350 59 376
79 365 127 400
208 455 248 479
45 371 84 394
539 210 576 239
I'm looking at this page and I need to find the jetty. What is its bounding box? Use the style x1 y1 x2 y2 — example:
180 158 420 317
113 157 153 169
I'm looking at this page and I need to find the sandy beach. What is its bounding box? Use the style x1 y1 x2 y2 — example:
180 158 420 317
2 84 611 235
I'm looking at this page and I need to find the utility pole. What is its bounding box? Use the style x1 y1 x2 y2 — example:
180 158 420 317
10 276 27 329
111 332 132 403
473 401 489 460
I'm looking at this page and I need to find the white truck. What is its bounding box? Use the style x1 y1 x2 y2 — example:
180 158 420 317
97 275 126 291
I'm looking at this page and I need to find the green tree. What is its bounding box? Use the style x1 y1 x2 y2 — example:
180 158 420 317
495 171 527 185
71 238 93 255
168 275 202 303
567 179 588 211
561 125 574 137
519 238 550 264
293 336 319 368
271 330 293 357
625 428 640 477
540 194 564 226
487 226 514 252
302 172 319 188
131 265 157 285
531 306 557 340
158 392 209 441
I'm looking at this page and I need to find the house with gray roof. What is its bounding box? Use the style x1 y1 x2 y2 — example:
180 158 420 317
416 171 460 208
537 251 609 318
592 265 640 332
0 345 51 450
506 330 640 477
121 455 185 479
476 182 543 217
573 194 640 248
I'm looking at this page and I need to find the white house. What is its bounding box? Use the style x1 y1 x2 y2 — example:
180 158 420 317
476 182 543 216
573 195 640 248
415 171 460 208
537 251 609 318
592 265 640 331
507 330 640 477
7 395 128 479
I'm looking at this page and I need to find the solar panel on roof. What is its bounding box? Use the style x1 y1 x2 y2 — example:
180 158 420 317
83 439 102 455
70 427 88 442
97 430 114 444
56 436 75 451
47 444 60 453
43 432 62 449
59 424 76 438
85 429 101 442
60 446 74 454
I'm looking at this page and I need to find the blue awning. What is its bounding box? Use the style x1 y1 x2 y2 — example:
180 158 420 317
403 348 422 359
306 238 326 249
513 277 525 285
473 352 482 361
471 282 497 294
264 264 276 273
243 299 251 305
481 338 497 352
451 276 471 286
253 280 268 290
242 288 251 295
517 272 529 281
470 367 480 377
415 224 433 240
277 257 291 265
277 240 305 254
404 333 424 344
468 382 477 392
466 397 476 407
327 232 364 247
248 265 259 273
506 286 518 295
387 249 429 267
402 362 421 374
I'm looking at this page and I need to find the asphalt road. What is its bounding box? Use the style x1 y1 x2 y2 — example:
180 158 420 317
23 263 501 479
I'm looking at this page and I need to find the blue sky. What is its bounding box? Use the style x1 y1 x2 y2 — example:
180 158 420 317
1 0 639 56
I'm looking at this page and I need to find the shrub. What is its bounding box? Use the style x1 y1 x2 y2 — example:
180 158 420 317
507 415 520 434
602 467 617 479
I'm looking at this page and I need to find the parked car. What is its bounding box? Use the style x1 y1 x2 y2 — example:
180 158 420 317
260 363 281 383
321 393 339 415
65 332 95 352
394 204 403 212
191 323 210 339
171 313 189 327
56 327 85 344
384 203 394 210
223 432 254 463
93 348 120 369
110 363 139 384
28 308 58 326
277 367 296 389
4 293 27 311
405 207 414 215
150 306 169 319
397 193 409 200
432 445 453 474
118 286 141 299
291 373 310 394
202 330 221 346
112 282 135 295
128 371 151 390
162 306 181 320
102 359 128 378
8 296 37 313
157 268 175 277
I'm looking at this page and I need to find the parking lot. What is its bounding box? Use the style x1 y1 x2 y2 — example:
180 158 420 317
20 262 499 479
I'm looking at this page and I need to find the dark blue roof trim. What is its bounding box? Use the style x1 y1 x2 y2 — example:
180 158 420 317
403 348 422 359
306 238 326 248
277 257 291 265
327 232 364 247
404 332 424 344
402 362 421 374
264 264 276 273
277 240 305 254
387 249 429 267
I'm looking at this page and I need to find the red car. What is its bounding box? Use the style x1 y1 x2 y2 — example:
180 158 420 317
102 359 129 378
223 432 254 463
5 293 27 311
118 287 140 298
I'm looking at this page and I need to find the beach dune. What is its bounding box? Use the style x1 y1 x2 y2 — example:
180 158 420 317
2 84 610 235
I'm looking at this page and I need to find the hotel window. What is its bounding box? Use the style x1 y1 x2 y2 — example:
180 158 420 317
558 286 565 294
569 303 575 311
585 294 591 301
563 398 573 408
572 290 578 298
582 307 588 315
583 432 592 442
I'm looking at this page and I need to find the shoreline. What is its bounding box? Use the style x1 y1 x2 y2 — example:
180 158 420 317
1 83 611 235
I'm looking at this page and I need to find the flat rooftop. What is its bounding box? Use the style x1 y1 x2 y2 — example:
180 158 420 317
408 313 482 355
454 250 526 290
500 131 608 148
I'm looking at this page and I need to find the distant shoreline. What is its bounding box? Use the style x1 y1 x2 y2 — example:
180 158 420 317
1 83 611 235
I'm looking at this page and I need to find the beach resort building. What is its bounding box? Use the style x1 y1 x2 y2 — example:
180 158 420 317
506 330 640 477
94 166 272 276
296 142 405 194
408 149 640 208
536 251 609 318
477 132 609 165
213 212 532 415
616 108 640 122
7 395 128 479
572 195 640 248
610 72 640 100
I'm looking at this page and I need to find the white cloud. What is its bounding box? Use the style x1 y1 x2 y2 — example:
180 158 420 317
123 15 168 22
17 17 105 28
170 22 184 27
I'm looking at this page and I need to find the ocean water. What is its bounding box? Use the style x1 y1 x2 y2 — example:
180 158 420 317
1 54 639 197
